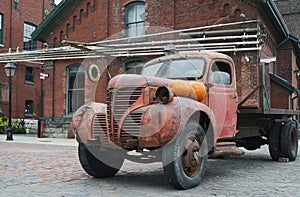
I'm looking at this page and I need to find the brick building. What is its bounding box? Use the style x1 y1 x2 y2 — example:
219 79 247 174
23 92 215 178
275 0 300 39
0 0 55 121
0 0 299 137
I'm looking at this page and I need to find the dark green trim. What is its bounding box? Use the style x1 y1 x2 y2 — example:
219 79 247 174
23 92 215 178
253 0 300 68
32 0 83 42
253 0 289 41
269 73 299 94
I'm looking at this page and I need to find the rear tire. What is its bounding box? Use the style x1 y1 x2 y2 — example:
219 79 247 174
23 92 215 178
280 121 298 161
78 143 124 178
162 122 208 189
268 121 283 161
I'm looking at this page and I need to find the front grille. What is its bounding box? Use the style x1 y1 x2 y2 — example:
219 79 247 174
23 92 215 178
121 112 143 143
92 113 109 143
107 87 143 144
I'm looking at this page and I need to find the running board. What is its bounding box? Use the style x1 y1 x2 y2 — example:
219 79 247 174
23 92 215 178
210 142 245 158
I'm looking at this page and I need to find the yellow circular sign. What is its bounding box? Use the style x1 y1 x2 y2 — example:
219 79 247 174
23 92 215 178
88 64 100 82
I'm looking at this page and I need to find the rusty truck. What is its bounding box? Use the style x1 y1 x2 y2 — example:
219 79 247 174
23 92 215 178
71 51 299 189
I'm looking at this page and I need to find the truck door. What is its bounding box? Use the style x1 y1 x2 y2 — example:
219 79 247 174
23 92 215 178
208 61 237 139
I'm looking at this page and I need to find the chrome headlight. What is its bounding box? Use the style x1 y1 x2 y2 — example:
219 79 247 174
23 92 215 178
155 86 174 104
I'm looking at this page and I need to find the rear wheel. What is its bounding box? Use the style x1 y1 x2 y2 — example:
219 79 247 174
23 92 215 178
280 121 298 161
162 122 208 189
268 121 283 161
78 143 124 178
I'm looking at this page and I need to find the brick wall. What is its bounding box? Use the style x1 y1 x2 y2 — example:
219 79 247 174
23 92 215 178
0 0 55 119
39 0 298 119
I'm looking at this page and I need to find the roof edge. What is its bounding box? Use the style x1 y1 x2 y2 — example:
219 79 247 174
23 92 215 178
32 0 82 42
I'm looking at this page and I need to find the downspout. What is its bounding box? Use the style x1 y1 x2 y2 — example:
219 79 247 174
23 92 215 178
9 0 13 47
173 0 176 29
42 0 45 19
52 61 55 118
274 50 277 75
107 0 110 37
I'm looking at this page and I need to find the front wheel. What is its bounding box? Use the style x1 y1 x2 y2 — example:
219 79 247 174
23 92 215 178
78 143 124 178
162 122 208 189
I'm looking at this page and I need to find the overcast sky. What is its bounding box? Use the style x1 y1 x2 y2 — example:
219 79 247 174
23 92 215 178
55 0 62 4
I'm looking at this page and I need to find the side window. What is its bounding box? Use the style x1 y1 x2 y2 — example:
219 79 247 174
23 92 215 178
210 61 232 85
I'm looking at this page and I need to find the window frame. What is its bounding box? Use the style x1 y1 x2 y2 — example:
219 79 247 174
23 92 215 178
23 22 37 51
124 58 145 74
25 100 34 117
66 64 85 115
25 66 35 84
209 61 233 86
124 1 145 38
0 13 3 44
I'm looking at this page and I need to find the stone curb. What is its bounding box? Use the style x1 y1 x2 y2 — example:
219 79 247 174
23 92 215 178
0 134 77 146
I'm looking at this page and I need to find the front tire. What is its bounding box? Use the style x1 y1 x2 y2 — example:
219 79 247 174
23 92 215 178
78 143 124 178
162 122 208 189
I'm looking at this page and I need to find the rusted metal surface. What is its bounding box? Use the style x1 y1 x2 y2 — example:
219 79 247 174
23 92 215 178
96 67 218 149
71 102 106 144
210 142 245 158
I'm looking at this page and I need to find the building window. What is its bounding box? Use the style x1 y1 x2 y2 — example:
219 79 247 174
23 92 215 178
125 2 145 38
124 59 144 74
24 22 37 50
25 67 34 84
0 14 3 44
67 64 85 114
25 100 34 117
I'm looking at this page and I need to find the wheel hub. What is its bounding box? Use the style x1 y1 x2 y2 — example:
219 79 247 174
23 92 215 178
182 136 202 177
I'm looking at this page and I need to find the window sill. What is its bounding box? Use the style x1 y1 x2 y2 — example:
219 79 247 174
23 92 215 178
25 81 35 85
25 113 34 118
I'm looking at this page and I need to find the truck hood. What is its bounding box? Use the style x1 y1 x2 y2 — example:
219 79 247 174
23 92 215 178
108 74 207 102
108 74 173 88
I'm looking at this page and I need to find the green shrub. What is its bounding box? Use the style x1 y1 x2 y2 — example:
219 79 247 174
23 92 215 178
0 117 26 134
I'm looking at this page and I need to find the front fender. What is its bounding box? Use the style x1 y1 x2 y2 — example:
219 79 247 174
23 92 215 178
71 102 106 144
139 97 217 149
176 97 217 148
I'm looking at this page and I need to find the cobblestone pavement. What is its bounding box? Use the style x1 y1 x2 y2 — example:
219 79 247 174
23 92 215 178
0 137 300 197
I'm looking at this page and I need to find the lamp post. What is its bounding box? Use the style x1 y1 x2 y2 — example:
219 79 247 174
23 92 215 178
4 63 16 141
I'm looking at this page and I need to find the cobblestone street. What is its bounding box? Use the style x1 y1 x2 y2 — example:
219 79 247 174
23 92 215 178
0 135 300 197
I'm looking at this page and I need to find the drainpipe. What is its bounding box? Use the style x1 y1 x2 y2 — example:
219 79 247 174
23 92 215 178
9 0 13 47
274 50 277 75
42 0 45 19
52 61 55 118
107 0 109 37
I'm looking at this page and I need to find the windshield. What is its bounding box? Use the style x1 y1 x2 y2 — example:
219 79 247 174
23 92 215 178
141 58 205 79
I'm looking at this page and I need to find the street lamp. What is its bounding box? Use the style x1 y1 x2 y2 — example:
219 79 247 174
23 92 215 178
4 63 16 141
